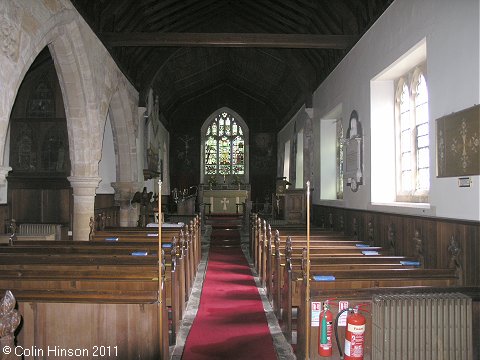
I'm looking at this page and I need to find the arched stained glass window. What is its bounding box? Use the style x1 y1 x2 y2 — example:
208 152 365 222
205 112 245 175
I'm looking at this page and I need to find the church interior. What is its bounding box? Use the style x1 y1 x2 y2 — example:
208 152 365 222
0 0 478 359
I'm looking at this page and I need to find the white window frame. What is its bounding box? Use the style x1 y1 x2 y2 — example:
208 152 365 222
394 64 429 203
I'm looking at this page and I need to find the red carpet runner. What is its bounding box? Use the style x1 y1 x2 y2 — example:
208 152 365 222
181 226 277 360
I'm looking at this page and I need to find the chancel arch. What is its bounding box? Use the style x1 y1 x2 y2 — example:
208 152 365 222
200 107 249 185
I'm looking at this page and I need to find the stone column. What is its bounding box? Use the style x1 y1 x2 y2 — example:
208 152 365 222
111 181 142 227
68 176 101 241
0 166 12 204
0 166 12 185
304 108 314 185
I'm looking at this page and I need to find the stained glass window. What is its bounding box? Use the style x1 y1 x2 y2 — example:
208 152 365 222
204 112 245 175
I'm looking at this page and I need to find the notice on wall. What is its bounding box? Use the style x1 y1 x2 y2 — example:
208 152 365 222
311 301 321 327
338 301 349 327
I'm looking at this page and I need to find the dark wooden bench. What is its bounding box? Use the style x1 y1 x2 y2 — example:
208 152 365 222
0 245 171 360
257 224 359 288
264 231 378 306
91 219 201 294
0 236 189 346
281 255 459 346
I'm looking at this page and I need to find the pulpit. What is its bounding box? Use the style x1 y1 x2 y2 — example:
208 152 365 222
200 184 250 214
177 195 196 215
275 188 306 224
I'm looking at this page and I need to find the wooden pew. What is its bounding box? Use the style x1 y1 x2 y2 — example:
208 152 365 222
280 248 459 347
265 231 378 308
0 244 170 360
91 218 201 296
256 220 353 289
255 216 473 359
0 214 202 357
0 237 188 348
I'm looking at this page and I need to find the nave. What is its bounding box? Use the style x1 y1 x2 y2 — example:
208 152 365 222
171 216 295 360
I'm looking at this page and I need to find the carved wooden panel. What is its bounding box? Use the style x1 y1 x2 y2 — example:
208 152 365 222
284 189 306 223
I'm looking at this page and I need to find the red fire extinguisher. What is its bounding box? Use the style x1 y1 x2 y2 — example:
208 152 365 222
334 305 367 360
344 307 366 360
318 301 333 356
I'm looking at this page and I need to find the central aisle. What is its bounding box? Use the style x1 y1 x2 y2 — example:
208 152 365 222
181 227 278 360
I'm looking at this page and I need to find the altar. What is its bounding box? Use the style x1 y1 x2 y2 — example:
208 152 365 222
201 185 250 214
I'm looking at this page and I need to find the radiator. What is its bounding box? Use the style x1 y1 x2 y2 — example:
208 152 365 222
18 223 62 240
372 292 472 360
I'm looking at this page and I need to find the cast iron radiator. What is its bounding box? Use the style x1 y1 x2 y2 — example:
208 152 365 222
372 292 472 360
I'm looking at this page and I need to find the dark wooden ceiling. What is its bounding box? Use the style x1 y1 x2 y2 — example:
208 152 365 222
71 0 393 131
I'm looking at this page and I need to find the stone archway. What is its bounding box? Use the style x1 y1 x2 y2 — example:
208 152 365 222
48 25 104 240
0 3 135 239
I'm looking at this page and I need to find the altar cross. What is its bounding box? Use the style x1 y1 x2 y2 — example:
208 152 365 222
220 197 230 211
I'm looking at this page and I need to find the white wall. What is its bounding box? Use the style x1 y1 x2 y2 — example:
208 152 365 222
278 105 308 187
320 119 337 200
295 129 304 188
307 0 479 221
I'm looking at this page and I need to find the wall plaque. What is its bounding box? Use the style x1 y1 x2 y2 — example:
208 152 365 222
437 104 480 177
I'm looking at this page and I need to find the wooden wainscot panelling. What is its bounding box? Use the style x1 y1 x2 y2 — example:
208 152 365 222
313 205 480 287
0 204 9 233
437 219 480 286
17 302 160 360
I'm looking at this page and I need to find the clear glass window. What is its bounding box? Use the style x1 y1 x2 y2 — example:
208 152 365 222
395 68 429 202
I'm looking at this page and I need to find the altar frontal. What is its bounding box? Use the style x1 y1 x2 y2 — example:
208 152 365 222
203 189 249 214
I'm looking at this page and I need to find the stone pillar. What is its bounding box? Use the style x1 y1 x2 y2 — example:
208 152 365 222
68 176 101 241
304 108 314 185
0 166 12 204
0 166 12 185
111 181 142 227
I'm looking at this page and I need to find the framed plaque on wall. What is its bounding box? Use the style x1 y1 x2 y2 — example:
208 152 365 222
436 104 480 177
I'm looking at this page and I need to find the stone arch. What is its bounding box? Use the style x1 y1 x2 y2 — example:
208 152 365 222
107 85 141 227
48 25 102 177
108 85 139 183
0 4 139 240
0 7 102 178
